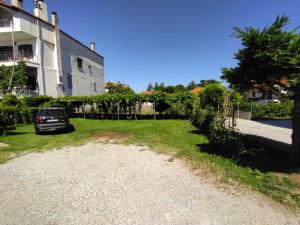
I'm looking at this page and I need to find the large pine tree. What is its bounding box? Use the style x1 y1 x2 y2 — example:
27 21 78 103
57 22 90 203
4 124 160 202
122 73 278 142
222 16 300 166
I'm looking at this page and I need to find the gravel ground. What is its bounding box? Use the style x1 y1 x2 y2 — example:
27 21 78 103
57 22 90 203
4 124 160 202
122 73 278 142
235 119 292 145
0 142 299 225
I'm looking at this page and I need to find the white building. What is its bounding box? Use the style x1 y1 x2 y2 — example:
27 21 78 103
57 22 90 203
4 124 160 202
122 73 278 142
0 0 105 97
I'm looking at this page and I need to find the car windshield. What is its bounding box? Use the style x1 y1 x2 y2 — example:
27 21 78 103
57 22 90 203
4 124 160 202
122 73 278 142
38 109 65 117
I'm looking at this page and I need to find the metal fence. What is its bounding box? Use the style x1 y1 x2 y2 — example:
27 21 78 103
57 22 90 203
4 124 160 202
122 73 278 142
0 51 34 62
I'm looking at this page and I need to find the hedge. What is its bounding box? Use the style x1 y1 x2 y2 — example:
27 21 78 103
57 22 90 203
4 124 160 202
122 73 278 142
239 101 293 120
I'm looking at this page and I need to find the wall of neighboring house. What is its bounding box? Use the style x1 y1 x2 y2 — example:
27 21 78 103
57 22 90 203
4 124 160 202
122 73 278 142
60 32 105 96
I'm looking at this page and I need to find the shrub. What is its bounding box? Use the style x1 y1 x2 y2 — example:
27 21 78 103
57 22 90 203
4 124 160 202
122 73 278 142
21 96 52 107
191 107 213 133
208 117 242 154
239 101 293 119
0 94 21 106
199 83 227 110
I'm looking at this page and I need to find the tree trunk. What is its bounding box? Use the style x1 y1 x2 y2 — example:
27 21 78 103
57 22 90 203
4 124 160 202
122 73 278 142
291 87 300 167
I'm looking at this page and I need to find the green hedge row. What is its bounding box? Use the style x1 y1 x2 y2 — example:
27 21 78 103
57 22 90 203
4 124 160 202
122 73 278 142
0 106 39 128
239 101 293 119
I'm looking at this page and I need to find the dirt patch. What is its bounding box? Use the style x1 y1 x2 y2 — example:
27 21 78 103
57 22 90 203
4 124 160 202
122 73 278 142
0 143 9 148
94 131 132 141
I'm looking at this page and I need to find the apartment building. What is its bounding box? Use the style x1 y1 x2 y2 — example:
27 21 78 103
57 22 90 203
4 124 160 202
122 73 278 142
0 0 105 97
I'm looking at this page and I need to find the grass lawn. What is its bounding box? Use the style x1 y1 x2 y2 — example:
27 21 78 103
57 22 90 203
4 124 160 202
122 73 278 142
0 118 300 209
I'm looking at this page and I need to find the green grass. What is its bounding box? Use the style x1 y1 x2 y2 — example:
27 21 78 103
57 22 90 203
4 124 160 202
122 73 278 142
0 118 300 209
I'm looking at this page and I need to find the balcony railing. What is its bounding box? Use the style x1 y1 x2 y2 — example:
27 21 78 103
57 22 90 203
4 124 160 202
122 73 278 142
0 18 12 27
0 88 39 97
0 51 35 62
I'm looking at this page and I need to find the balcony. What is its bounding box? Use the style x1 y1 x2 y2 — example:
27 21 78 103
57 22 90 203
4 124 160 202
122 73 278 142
0 51 36 63
0 87 39 97
0 17 12 28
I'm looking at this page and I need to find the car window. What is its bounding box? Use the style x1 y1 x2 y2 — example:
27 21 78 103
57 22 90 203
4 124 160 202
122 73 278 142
38 109 66 117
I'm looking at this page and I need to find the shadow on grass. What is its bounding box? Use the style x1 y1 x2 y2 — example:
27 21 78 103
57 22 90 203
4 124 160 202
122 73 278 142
196 136 290 173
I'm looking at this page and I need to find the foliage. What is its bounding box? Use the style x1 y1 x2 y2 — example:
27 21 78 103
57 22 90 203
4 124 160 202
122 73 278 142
106 82 135 94
187 81 197 90
208 117 243 154
149 80 221 94
191 107 213 133
239 101 294 119
0 61 28 91
0 94 21 106
222 16 300 90
199 83 228 110
21 96 53 107
230 90 245 106
146 83 153 91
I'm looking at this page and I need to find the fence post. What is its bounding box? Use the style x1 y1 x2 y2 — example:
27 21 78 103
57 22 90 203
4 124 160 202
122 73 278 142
117 102 120 120
83 100 86 119
153 99 156 120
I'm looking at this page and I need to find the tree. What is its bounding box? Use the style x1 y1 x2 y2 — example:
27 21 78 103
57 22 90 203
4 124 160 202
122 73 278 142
146 83 153 91
187 81 197 90
221 16 300 166
0 61 27 91
199 83 227 111
153 82 166 92
199 79 219 87
106 82 135 94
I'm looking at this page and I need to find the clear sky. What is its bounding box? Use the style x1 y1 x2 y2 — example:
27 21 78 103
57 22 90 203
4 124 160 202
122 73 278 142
21 0 300 92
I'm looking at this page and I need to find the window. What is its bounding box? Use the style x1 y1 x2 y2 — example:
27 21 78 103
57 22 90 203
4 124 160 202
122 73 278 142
67 74 73 89
77 57 83 70
94 82 97 93
89 65 93 75
18 45 33 57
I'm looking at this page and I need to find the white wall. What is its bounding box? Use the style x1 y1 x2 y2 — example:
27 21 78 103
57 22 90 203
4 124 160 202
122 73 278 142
0 6 105 97
60 32 105 96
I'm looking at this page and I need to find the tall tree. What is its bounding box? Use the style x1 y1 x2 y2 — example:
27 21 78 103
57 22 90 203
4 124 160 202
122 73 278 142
187 81 197 90
0 61 28 91
221 16 300 166
146 83 153 91
199 79 219 87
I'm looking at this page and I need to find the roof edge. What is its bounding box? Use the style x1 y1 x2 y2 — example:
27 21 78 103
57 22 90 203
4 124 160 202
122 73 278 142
0 2 104 59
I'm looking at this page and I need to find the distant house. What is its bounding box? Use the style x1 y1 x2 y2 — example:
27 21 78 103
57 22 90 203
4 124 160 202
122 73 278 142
245 78 288 103
190 87 203 95
0 0 105 97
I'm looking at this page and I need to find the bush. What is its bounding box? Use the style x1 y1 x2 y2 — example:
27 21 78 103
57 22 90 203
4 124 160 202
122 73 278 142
0 94 21 106
191 107 213 133
208 117 242 154
199 83 227 110
21 96 52 107
239 101 293 119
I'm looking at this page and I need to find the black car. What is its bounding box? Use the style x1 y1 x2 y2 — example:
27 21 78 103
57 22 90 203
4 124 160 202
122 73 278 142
34 108 70 134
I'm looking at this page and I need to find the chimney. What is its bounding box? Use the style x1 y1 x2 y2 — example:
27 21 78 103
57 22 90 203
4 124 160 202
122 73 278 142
34 0 49 22
51 12 58 26
91 42 96 52
11 0 23 9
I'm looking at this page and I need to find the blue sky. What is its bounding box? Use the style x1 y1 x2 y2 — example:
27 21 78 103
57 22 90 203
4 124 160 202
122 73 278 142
21 0 300 92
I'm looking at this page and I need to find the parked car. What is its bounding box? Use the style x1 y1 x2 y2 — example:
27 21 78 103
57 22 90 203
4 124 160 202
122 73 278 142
34 108 70 134
258 99 281 104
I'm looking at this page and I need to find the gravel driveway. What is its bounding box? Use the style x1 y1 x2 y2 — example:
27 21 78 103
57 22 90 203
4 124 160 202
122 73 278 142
235 119 292 145
0 142 299 225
